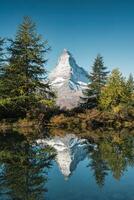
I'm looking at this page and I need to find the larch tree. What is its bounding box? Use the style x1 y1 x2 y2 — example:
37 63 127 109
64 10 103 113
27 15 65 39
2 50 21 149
99 68 128 110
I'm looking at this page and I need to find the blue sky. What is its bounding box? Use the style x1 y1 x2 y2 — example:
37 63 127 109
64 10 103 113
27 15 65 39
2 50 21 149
0 0 134 76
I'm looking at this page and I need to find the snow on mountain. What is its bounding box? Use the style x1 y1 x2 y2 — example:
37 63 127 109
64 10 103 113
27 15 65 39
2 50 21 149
37 134 89 178
49 49 89 109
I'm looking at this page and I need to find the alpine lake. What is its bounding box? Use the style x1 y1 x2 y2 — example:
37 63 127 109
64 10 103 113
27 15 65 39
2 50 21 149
0 127 134 200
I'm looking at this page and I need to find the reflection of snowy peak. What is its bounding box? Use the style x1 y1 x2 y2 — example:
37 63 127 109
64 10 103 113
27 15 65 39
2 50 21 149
37 134 89 178
49 49 88 109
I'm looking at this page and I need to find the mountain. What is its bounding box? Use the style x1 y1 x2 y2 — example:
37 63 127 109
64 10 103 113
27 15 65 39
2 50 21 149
37 134 90 178
49 49 89 109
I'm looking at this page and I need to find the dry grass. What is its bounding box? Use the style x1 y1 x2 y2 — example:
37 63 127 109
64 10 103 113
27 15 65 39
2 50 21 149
50 108 134 130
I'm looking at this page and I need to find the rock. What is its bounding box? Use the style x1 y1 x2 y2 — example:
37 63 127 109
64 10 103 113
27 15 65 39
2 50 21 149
49 49 89 109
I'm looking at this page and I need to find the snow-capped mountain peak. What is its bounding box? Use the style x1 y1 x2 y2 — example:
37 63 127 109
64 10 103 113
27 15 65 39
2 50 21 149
49 49 89 109
57 49 72 67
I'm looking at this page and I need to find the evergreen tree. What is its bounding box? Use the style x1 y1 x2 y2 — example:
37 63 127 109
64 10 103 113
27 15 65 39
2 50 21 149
0 37 5 97
125 73 134 107
81 54 109 108
5 17 51 97
126 73 134 96
0 17 54 118
0 37 4 71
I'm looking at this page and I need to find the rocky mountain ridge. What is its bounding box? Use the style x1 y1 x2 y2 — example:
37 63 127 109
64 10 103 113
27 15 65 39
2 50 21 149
49 49 89 109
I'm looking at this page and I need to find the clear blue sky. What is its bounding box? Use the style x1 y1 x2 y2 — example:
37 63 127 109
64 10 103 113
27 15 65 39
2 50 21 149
0 0 134 76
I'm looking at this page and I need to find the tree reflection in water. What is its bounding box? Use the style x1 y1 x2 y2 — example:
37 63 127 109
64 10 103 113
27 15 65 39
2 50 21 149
0 131 56 200
0 128 134 199
87 132 134 187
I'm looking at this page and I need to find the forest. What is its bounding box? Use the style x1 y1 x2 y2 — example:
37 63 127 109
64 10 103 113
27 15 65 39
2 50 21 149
0 17 134 131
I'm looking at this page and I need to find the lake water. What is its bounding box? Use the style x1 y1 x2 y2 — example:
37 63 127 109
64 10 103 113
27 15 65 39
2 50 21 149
0 129 134 200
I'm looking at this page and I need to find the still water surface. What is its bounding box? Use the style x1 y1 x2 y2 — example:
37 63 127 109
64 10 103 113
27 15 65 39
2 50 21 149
0 130 134 200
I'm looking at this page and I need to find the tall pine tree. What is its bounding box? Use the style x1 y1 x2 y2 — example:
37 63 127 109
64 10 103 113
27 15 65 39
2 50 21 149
0 17 54 118
126 73 134 95
0 37 5 97
125 73 134 106
5 17 52 97
81 54 109 108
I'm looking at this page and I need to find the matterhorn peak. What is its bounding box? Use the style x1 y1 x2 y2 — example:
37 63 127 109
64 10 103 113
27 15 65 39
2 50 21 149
63 48 69 53
56 49 75 69
49 49 89 109
63 48 72 55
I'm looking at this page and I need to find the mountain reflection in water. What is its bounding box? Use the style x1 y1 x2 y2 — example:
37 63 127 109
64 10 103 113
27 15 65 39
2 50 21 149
0 129 134 200
37 134 91 177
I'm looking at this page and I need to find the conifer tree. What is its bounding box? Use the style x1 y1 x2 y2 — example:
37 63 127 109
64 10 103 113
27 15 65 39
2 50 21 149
126 73 134 106
0 37 5 98
0 17 54 118
81 54 109 108
126 73 134 95
0 37 4 66
4 17 51 98
0 37 4 68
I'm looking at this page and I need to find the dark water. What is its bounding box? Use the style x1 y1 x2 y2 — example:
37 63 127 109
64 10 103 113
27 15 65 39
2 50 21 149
0 129 134 200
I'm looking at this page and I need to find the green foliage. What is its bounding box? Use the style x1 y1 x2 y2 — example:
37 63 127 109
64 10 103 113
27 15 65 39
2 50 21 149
87 132 134 187
0 95 36 119
0 37 4 71
0 37 5 97
0 17 133 123
3 17 50 98
99 69 134 110
89 146 108 187
40 98 55 107
126 73 134 105
0 131 56 200
81 54 109 108
0 17 55 120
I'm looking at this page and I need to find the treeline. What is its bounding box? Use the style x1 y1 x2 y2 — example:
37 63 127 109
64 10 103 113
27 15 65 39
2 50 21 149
80 55 134 113
0 17 134 125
